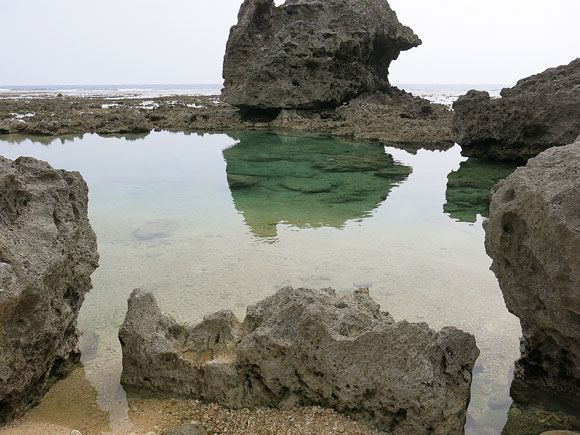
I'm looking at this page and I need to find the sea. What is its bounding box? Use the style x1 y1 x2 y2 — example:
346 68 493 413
0 83 508 106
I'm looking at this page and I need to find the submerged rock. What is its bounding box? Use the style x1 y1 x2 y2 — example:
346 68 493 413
484 138 580 418
119 286 479 434
452 58 580 162
222 0 421 110
0 156 99 423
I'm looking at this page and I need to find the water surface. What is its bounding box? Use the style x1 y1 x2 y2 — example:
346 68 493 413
0 131 520 434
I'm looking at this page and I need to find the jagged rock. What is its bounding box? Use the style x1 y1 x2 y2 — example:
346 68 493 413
222 0 421 110
0 156 99 423
484 137 580 403
119 286 479 434
452 58 580 162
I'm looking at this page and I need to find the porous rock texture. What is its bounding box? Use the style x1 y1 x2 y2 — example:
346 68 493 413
484 137 580 400
0 156 99 423
119 286 479 434
222 0 421 110
452 58 580 162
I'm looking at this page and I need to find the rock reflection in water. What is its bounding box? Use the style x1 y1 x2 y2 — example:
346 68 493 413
444 157 516 223
223 132 412 239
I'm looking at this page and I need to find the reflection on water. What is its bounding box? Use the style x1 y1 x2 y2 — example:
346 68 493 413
224 132 411 240
444 158 516 223
0 131 521 435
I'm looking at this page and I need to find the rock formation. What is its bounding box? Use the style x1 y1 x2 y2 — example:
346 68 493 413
222 0 421 111
484 137 580 404
452 58 580 162
0 156 99 423
119 286 479 434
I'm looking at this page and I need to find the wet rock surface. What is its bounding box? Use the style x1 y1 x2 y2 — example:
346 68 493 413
0 93 453 149
222 0 420 110
484 138 580 431
119 286 479 434
0 156 99 423
452 58 580 162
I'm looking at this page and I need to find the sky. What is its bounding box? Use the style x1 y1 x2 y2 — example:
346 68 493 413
0 0 578 86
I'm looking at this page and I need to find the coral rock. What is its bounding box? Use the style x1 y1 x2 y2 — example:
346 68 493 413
222 0 421 110
119 286 479 434
0 156 98 423
453 58 580 162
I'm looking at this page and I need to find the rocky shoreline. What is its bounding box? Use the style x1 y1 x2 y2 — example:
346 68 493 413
0 90 453 150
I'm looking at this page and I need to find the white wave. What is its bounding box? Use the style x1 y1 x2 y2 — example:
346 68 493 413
9 112 36 118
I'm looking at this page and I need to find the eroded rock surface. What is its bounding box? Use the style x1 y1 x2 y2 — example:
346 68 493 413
484 138 580 403
0 156 99 423
222 0 421 110
453 58 580 162
119 286 479 434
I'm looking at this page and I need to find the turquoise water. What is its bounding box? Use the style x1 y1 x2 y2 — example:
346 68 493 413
0 131 520 434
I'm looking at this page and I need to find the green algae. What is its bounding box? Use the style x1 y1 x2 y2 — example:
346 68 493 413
223 132 412 239
444 157 516 223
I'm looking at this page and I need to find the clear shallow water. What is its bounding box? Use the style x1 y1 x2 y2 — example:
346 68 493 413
0 131 520 434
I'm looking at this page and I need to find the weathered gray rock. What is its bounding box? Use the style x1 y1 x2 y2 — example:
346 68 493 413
119 286 479 434
484 137 580 400
452 58 580 162
0 156 99 423
222 0 421 110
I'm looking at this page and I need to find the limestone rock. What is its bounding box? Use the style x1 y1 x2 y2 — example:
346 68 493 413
119 286 479 434
0 156 98 423
484 137 580 400
222 0 421 110
452 58 580 162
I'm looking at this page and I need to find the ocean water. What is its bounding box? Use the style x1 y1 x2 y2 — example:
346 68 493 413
0 84 222 99
0 128 520 435
0 83 508 106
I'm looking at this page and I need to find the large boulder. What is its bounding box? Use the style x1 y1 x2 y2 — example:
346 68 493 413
119 286 479 434
452 58 580 162
222 0 421 111
0 156 99 423
484 137 580 401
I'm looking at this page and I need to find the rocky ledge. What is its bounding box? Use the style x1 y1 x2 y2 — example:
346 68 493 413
452 58 580 162
484 137 580 431
222 0 420 111
119 286 479 434
0 93 453 149
0 156 99 423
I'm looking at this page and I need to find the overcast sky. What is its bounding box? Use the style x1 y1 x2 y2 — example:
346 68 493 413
1 0 578 86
